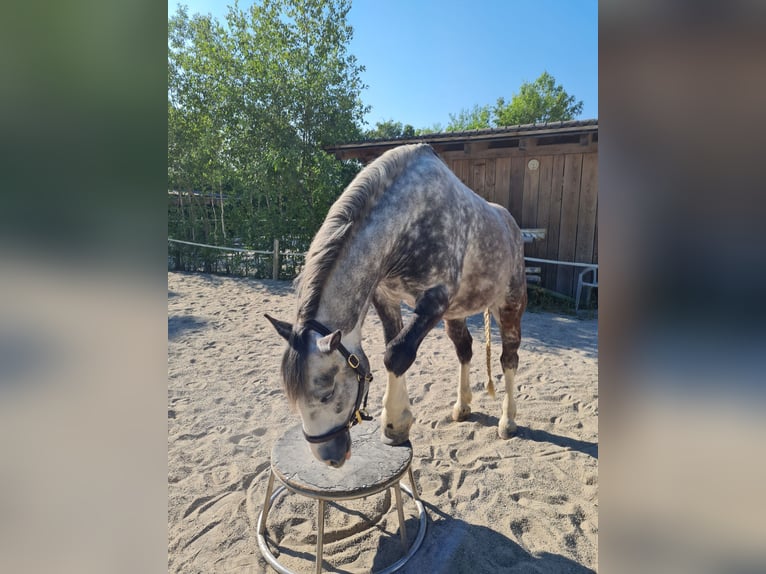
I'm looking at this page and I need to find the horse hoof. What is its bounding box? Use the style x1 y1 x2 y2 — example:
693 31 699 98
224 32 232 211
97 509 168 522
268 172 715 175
381 409 413 445
498 419 517 439
381 428 410 445
452 403 471 422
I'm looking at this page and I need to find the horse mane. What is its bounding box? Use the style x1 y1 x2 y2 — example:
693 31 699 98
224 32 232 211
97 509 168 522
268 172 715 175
295 143 436 324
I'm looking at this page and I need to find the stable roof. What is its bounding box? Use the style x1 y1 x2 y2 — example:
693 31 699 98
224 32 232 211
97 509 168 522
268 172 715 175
325 119 598 162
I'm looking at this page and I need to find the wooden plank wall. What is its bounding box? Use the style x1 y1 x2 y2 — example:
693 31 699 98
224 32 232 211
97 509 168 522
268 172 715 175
442 142 598 299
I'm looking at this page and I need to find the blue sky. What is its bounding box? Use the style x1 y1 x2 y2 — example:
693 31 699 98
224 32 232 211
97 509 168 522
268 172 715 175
169 0 598 130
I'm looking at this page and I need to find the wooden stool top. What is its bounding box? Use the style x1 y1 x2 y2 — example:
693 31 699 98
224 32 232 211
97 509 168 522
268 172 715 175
271 421 413 500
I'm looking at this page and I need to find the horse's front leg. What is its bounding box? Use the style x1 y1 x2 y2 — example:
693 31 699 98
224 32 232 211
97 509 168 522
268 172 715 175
381 371 414 445
375 286 449 444
372 294 412 445
385 285 449 375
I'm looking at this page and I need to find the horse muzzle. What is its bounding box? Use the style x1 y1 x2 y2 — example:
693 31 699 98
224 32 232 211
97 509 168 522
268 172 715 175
309 430 351 468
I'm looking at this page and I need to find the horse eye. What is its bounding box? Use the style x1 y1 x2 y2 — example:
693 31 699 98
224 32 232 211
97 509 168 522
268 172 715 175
320 390 334 404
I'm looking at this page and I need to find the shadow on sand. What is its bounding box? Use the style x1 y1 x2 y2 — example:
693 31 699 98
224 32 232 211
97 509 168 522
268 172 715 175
372 501 596 573
467 413 597 459
464 312 597 360
168 315 208 340
264 499 595 574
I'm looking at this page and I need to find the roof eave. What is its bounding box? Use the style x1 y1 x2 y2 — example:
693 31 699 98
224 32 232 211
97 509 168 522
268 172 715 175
325 119 598 155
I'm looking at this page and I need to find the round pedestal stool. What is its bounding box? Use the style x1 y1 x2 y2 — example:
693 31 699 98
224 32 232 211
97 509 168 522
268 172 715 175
256 421 427 574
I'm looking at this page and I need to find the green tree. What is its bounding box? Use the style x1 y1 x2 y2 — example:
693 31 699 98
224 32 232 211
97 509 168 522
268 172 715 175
168 8 231 244
168 0 368 251
364 119 415 140
223 0 368 238
445 104 492 132
415 122 444 135
493 71 584 126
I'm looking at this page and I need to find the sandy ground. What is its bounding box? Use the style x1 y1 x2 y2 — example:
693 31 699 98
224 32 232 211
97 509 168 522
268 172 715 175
168 271 598 573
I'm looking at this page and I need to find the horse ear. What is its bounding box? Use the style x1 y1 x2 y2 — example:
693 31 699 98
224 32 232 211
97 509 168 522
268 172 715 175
264 314 293 341
316 330 342 353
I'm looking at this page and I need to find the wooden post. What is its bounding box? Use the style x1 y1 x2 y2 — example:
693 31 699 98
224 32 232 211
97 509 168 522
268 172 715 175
272 239 279 280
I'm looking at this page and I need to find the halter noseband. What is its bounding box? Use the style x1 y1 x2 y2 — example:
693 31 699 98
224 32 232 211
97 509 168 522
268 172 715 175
301 319 373 444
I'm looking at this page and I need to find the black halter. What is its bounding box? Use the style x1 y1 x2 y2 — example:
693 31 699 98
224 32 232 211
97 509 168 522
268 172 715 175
301 319 373 444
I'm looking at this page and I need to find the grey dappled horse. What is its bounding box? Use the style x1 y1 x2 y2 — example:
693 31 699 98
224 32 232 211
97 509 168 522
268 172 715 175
266 144 526 467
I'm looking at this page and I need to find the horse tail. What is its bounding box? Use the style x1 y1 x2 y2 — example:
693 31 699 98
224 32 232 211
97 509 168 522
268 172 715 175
484 308 495 398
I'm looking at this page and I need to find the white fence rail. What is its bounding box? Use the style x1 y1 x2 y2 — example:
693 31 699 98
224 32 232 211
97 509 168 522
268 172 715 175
168 238 305 280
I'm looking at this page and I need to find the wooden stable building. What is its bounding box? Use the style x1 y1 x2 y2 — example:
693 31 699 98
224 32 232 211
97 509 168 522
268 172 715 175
325 119 598 301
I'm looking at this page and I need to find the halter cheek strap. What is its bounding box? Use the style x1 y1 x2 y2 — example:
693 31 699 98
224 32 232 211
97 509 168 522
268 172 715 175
301 320 373 444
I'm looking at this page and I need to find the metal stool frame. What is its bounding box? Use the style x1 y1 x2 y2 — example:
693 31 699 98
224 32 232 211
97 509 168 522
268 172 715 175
257 466 426 574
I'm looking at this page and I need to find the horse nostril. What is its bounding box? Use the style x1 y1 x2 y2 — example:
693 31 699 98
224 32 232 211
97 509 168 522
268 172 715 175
326 455 349 468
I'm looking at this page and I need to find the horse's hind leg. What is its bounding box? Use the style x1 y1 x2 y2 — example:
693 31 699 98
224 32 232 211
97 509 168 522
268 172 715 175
495 290 527 439
445 318 473 421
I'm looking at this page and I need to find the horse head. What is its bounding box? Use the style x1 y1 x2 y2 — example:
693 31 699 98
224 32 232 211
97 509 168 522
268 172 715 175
265 314 370 468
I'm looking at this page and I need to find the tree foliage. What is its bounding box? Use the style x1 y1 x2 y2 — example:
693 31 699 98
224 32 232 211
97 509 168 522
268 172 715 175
364 119 415 140
493 71 584 126
445 104 492 132
415 122 444 135
168 0 367 252
441 72 584 133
